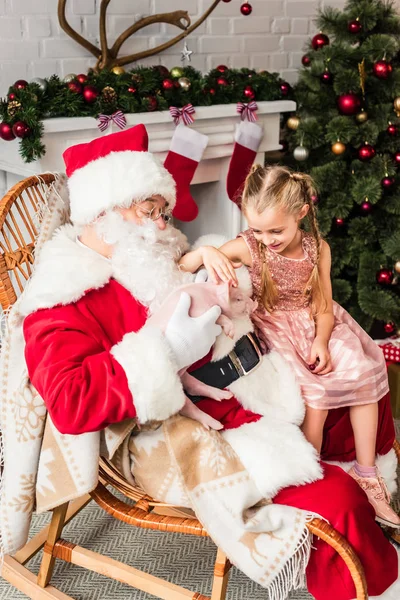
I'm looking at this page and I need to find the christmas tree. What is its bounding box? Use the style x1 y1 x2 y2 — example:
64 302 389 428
284 0 400 336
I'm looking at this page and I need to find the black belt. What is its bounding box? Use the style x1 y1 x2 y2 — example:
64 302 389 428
187 332 263 403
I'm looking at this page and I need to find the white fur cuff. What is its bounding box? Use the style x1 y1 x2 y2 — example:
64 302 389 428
111 326 186 424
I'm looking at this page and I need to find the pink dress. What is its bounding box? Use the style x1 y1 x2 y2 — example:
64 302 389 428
240 229 389 410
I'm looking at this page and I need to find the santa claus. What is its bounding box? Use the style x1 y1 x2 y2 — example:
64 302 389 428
21 124 399 600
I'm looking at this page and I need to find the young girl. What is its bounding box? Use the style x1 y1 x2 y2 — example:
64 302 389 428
179 164 400 528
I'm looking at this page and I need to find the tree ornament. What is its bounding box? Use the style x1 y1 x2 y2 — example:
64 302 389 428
279 139 289 153
0 122 15 141
63 73 77 83
30 77 46 91
153 65 170 77
376 268 394 285
111 66 125 75
67 80 83 94
355 109 368 123
170 66 184 78
320 69 333 84
209 87 216 95
373 60 393 79
131 73 143 84
12 120 30 138
83 85 98 103
222 0 232 2
240 3 252 16
127 86 137 94
311 194 319 205
286 116 300 130
180 41 193 64
384 322 395 334
302 55 311 67
387 123 398 136
381 176 395 188
337 93 361 115
394 97 400 117
332 141 346 155
394 260 400 274
311 33 329 50
76 73 88 84
244 85 255 100
360 199 372 213
280 82 290 96
7 92 16 101
13 79 28 90
162 78 174 90
394 152 400 166
335 217 345 226
217 76 229 86
101 86 117 104
178 77 191 91
145 96 158 111
358 143 376 161
7 100 21 118
217 65 228 73
348 19 362 34
293 145 309 161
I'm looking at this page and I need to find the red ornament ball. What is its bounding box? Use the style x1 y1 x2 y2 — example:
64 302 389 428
381 176 395 188
222 0 232 2
0 122 15 141
394 152 400 165
376 268 394 285
128 86 137 94
14 79 28 90
373 60 393 79
8 92 16 101
12 120 30 138
217 65 228 73
76 73 88 84
240 3 252 16
280 82 290 96
337 93 361 115
302 55 311 67
209 87 216 95
348 19 362 34
335 217 345 226
312 33 329 51
146 96 157 111
320 70 333 84
358 143 376 161
67 80 82 94
311 194 319 205
217 77 229 86
360 200 372 213
162 78 174 90
384 322 396 334
387 124 398 136
155 65 170 77
244 85 255 100
83 85 98 103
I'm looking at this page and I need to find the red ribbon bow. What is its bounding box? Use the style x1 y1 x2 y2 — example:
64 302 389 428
237 101 258 122
97 110 127 132
169 104 195 126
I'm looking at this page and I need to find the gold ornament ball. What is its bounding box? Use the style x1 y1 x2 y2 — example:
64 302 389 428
394 97 400 117
170 66 184 78
355 110 368 123
111 66 125 75
332 141 346 155
394 260 400 274
287 116 300 130
63 73 77 83
178 77 191 91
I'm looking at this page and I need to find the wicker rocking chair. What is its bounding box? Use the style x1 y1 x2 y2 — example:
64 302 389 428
0 173 399 600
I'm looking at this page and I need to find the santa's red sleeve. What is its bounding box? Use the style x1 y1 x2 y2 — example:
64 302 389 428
23 304 186 435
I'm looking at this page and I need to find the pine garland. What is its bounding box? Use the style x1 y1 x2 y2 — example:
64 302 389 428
0 66 286 164
284 0 400 334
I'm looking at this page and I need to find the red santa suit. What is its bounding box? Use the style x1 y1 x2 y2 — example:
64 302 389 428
22 124 399 600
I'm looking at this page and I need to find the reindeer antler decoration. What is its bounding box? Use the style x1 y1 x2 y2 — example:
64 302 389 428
58 0 224 72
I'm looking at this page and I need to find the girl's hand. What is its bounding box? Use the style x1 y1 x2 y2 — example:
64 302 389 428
308 337 333 375
201 246 242 286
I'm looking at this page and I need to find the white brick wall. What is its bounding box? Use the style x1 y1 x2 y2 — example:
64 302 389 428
0 0 399 95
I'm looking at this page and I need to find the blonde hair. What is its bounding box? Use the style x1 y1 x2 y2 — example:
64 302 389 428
242 164 326 314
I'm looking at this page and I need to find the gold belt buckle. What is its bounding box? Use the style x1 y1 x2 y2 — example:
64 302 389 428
228 334 262 377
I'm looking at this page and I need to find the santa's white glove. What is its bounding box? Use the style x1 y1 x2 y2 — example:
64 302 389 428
194 268 208 283
165 292 222 371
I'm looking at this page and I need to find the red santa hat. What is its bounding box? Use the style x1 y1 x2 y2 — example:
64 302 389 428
63 124 176 225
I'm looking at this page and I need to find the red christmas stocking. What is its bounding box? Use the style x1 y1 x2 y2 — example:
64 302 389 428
164 125 209 222
226 121 264 207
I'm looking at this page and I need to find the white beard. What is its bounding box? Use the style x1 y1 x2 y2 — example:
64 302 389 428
98 212 193 313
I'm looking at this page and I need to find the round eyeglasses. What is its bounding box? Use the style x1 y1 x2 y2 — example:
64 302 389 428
137 204 172 223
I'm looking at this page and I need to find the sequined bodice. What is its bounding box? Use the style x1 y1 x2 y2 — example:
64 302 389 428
240 229 317 311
